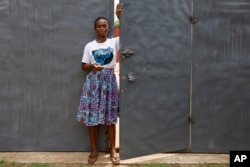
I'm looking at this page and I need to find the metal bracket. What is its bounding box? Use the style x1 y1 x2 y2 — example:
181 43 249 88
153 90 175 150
188 114 194 124
190 15 198 24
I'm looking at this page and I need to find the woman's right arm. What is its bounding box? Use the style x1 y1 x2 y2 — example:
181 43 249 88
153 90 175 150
82 63 104 71
82 63 94 71
81 44 103 71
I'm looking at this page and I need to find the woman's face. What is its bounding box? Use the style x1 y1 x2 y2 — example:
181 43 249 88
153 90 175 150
95 18 109 37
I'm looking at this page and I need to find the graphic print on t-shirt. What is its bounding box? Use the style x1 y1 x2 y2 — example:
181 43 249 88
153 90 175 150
92 47 113 66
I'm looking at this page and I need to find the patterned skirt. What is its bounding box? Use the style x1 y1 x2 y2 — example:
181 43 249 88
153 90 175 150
76 68 119 126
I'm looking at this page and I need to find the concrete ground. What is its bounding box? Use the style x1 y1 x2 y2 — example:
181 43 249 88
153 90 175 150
0 152 229 166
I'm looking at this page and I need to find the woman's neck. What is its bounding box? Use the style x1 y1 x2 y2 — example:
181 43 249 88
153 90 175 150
96 36 107 43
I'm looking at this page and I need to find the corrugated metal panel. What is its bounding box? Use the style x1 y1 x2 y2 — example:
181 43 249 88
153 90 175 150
0 0 113 151
192 0 250 152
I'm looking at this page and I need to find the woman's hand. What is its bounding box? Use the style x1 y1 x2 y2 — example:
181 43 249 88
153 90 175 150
116 3 121 20
93 63 104 71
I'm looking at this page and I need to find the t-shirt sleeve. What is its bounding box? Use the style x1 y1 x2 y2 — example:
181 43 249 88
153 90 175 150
113 37 120 51
81 43 91 63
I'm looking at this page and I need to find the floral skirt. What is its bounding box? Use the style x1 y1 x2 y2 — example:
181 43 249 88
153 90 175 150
76 68 119 126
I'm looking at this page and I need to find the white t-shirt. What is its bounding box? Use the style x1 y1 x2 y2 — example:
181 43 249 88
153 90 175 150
81 37 120 68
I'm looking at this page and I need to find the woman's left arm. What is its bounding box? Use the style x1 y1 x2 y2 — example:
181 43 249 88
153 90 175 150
116 3 121 20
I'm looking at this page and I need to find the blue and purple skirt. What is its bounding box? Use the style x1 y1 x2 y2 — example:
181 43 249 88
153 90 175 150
76 68 119 126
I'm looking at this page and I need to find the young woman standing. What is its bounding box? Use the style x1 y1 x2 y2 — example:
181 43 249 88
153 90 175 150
77 4 121 165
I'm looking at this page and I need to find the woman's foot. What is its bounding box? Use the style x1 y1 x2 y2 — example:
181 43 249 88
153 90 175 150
88 153 99 164
110 154 120 165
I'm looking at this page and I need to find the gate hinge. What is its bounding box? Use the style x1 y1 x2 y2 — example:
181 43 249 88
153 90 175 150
190 15 198 24
188 114 194 124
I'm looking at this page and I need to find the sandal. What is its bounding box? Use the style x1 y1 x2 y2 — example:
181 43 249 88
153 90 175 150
110 155 120 165
88 154 99 164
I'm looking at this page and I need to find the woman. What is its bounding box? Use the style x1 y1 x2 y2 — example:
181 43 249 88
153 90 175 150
77 4 121 165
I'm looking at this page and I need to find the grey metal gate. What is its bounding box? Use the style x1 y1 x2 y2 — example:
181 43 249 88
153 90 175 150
0 0 114 151
120 0 191 159
2 0 250 160
120 0 250 159
191 0 250 152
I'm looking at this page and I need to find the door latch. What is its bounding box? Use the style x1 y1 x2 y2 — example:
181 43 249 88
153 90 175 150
121 48 134 59
127 72 136 82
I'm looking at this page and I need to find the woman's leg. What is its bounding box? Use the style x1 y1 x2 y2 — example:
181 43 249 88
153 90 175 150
88 126 99 164
108 124 120 164
107 124 116 155
88 126 98 155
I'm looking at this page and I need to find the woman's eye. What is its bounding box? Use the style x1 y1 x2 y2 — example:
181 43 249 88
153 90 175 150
97 25 108 28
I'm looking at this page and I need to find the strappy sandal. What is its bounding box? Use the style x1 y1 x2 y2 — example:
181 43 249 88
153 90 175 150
88 154 99 164
110 155 120 165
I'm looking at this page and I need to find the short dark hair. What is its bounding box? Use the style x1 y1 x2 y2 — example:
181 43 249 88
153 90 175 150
94 16 110 29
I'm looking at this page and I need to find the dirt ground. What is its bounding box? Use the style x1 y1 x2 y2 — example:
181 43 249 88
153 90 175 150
0 152 229 166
